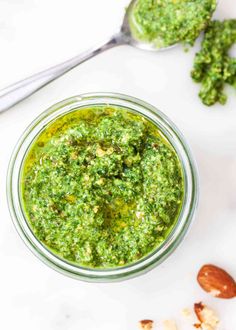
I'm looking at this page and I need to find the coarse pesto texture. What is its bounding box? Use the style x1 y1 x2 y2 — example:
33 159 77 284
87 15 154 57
191 20 236 106
129 0 216 48
21 107 184 268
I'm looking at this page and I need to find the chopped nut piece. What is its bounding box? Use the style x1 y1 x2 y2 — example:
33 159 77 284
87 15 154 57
194 302 204 322
136 211 144 219
96 178 105 185
106 147 114 155
182 308 192 318
70 152 77 160
163 320 178 330
65 194 76 203
83 174 90 181
194 302 219 330
96 147 106 157
139 320 153 330
93 206 99 213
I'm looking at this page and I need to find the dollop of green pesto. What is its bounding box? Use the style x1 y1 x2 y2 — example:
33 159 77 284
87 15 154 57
191 20 236 106
21 107 184 268
129 0 216 48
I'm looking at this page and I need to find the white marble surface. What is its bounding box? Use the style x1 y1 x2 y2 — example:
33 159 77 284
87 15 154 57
0 1 235 329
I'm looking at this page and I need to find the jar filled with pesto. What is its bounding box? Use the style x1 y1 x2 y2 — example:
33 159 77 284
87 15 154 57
7 93 198 282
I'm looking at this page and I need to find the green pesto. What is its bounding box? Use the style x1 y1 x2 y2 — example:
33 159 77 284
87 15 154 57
191 20 236 106
21 107 184 268
129 0 216 48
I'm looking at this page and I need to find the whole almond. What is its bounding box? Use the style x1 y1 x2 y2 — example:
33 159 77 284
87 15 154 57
139 320 154 330
197 264 236 299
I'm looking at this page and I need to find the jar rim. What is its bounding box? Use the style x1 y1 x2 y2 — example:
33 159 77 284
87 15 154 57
7 92 199 282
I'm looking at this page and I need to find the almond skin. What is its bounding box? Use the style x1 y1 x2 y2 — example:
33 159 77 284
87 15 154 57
139 320 154 330
194 302 205 322
197 264 236 299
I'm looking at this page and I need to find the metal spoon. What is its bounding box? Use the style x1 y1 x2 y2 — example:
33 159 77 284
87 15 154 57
0 0 174 113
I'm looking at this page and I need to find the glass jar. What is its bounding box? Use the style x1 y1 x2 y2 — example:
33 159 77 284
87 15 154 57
7 93 198 282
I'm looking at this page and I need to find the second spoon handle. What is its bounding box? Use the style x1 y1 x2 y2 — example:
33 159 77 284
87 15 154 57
0 34 123 113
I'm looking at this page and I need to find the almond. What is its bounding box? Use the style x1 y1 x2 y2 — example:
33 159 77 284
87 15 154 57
194 302 205 323
163 320 178 330
182 308 192 318
197 264 236 299
194 302 219 330
139 320 154 330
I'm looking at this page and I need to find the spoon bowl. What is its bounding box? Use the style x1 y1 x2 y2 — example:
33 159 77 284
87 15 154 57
120 0 177 51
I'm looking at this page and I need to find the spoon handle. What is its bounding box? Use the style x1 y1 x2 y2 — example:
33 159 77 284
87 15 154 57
0 34 123 113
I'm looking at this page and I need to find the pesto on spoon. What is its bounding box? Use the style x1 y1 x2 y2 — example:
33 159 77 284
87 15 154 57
129 0 217 48
0 0 216 112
